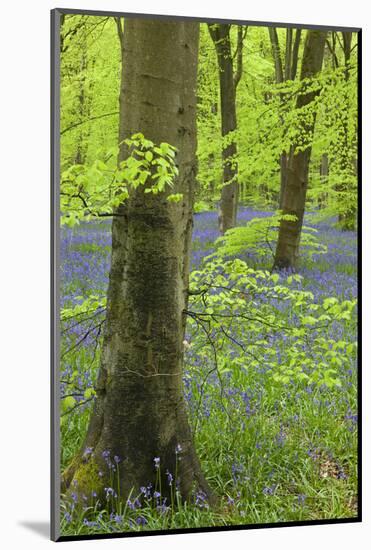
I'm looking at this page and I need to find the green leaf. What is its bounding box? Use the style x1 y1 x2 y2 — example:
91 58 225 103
167 193 183 203
84 388 96 399
61 396 76 414
302 316 317 326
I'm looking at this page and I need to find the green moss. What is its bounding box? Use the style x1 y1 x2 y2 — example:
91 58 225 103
73 458 103 496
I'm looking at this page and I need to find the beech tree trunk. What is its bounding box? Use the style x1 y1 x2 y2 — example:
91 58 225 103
318 153 329 209
279 153 288 209
337 31 356 230
291 30 302 80
63 18 214 505
273 30 327 270
74 49 88 165
269 27 302 210
209 24 239 234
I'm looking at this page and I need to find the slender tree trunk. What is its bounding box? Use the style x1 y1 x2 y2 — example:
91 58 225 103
269 28 287 210
269 27 302 210
233 26 245 89
291 29 302 80
269 27 284 83
279 153 288 208
63 18 215 505
327 32 339 70
74 49 88 165
209 24 239 234
273 30 327 270
284 29 293 81
337 32 356 230
342 31 352 81
318 153 329 209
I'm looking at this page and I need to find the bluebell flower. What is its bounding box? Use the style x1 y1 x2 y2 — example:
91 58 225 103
104 487 117 499
64 512 72 523
263 484 277 496
83 518 97 527
195 490 209 509
166 470 173 486
83 447 93 460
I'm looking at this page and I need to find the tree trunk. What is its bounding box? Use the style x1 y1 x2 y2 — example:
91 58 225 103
269 27 284 84
209 24 239 234
284 28 293 81
279 152 288 209
269 27 287 210
318 153 329 209
74 49 88 165
63 18 215 506
291 29 302 80
269 27 302 210
233 26 246 89
337 32 356 230
273 30 327 270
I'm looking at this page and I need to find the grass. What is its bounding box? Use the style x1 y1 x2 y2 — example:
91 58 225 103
59 208 358 536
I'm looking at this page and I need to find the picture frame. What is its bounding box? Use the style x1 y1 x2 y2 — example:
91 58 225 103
51 7 361 542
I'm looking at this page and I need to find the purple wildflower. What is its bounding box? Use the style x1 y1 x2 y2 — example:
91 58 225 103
104 487 117 499
195 490 209 509
166 470 173 486
64 512 72 523
263 484 277 496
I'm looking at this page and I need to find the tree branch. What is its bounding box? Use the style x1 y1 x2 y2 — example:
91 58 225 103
61 111 119 136
115 17 124 47
233 26 247 90
268 27 284 84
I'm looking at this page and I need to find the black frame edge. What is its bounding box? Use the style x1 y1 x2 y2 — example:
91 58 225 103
58 517 361 543
54 7 361 32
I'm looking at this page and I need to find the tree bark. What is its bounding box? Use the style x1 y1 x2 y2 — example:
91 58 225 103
233 26 246 90
269 27 302 210
63 18 215 506
74 48 88 165
291 29 302 80
284 29 293 82
273 30 327 270
278 153 288 209
318 153 329 209
269 27 284 84
209 24 240 234
337 31 356 230
268 28 286 210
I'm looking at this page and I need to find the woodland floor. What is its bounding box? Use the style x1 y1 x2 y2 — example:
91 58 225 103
59 208 358 535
